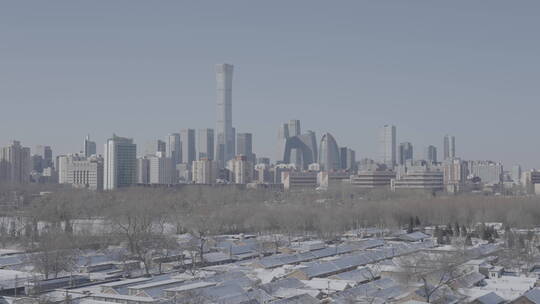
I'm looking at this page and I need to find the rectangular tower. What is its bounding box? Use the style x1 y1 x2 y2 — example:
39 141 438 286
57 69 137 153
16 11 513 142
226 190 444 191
180 129 196 166
215 63 234 167
103 135 137 190
378 125 396 168
198 128 214 160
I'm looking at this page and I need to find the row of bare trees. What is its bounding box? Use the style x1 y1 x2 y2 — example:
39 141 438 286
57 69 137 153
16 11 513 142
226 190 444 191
1 184 540 277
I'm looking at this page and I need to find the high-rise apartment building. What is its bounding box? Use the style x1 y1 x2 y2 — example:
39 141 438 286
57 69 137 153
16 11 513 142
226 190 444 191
103 135 137 190
424 145 437 163
379 125 396 168
442 158 467 192
84 135 97 158
0 141 31 184
227 155 253 184
215 63 234 167
180 129 196 166
192 158 218 184
443 135 456 160
398 142 413 165
198 128 214 160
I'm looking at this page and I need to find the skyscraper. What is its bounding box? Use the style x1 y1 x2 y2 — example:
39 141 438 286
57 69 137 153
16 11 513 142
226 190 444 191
277 123 290 162
215 63 234 167
443 135 456 160
180 129 196 165
84 135 97 158
35 145 53 168
236 133 253 161
145 139 166 156
167 133 181 166
318 133 341 171
103 135 137 190
340 147 356 171
398 142 413 165
288 120 301 137
379 125 396 168
198 128 214 160
424 145 437 163
0 141 31 184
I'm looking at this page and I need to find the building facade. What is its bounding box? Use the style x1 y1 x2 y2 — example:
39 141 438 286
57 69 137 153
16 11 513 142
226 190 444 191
398 142 413 165
443 135 456 160
379 125 396 168
192 158 218 184
215 63 235 167
318 133 341 171
58 154 104 190
103 135 137 190
198 128 214 161
0 141 31 184
424 145 437 163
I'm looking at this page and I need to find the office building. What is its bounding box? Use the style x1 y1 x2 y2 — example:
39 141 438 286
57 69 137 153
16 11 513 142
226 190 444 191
215 63 234 167
58 154 104 191
167 133 181 167
392 170 444 192
277 123 290 162
198 128 214 160
511 165 522 185
468 161 503 184
32 145 53 173
192 158 218 184
84 135 97 158
145 139 166 156
443 135 456 160
180 129 196 165
0 141 31 184
282 171 317 191
136 157 150 184
103 135 137 190
257 157 270 165
350 171 396 189
424 145 437 163
340 147 356 171
522 170 540 194
318 133 341 171
288 119 301 137
236 133 253 161
398 142 413 165
148 152 174 184
379 125 396 168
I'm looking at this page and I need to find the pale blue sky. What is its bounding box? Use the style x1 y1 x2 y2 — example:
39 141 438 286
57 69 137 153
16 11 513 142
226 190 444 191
1 1 539 168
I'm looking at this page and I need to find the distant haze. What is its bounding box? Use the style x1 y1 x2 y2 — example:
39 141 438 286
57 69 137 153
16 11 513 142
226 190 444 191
1 1 539 169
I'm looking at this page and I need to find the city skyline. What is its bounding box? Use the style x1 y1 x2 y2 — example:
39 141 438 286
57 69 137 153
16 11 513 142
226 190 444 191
1 2 540 169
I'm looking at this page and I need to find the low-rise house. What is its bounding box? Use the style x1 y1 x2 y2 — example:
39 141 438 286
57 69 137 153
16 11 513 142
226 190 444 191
511 288 540 304
471 292 506 304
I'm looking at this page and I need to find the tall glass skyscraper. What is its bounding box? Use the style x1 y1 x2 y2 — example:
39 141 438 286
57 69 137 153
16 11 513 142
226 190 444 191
379 125 396 168
215 63 234 167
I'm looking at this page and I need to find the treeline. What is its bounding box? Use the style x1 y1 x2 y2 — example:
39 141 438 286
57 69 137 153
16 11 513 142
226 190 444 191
1 184 540 278
5 185 540 239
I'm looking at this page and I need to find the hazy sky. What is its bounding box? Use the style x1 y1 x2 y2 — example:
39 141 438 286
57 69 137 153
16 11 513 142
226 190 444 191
1 1 539 168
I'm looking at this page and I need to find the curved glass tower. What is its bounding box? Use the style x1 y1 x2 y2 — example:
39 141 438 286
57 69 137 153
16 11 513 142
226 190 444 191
318 133 341 171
